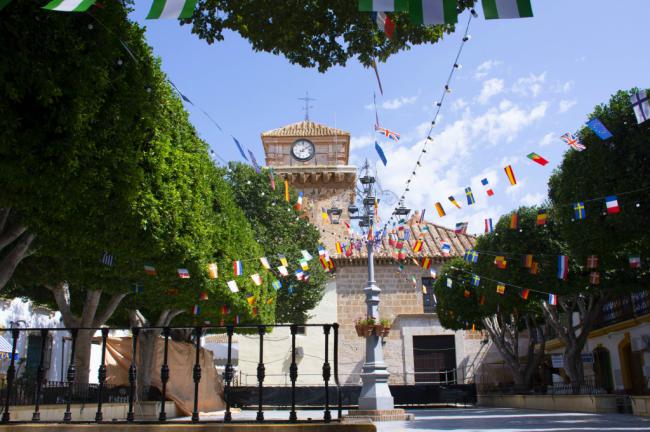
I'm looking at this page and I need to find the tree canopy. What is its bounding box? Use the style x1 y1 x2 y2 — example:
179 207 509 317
188 0 476 72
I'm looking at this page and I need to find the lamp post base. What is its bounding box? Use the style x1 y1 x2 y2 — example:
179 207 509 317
358 367 394 411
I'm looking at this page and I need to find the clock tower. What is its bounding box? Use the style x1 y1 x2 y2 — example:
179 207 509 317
261 120 357 243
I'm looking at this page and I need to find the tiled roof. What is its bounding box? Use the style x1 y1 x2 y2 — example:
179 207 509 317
261 120 350 138
322 212 475 264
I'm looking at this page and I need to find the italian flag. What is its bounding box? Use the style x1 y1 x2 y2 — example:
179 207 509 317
410 0 457 25
146 0 197 19
42 0 96 12
481 0 533 19
359 0 409 12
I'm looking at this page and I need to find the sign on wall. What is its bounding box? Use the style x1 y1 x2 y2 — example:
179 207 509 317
551 354 564 368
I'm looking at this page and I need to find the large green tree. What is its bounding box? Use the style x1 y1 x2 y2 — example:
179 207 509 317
225 163 327 323
188 0 476 72
547 88 650 384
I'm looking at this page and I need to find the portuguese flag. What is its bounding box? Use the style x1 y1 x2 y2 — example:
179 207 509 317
527 152 549 166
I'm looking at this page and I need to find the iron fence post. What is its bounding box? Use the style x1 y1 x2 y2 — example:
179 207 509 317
32 329 48 422
1 328 20 423
63 328 78 423
191 326 202 422
322 324 331 422
256 325 265 422
289 324 298 422
95 328 109 422
127 327 139 422
158 327 170 421
333 323 341 421
224 325 234 422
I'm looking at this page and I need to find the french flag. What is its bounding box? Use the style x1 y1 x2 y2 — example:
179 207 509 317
605 195 620 214
485 218 494 233
548 294 558 306
192 305 200 315
557 255 569 280
372 12 395 39
233 260 243 276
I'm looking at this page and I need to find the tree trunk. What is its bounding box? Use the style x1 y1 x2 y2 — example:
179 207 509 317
47 284 127 385
128 309 184 400
0 207 35 290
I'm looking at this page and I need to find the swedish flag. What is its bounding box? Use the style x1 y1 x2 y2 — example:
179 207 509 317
573 202 586 220
465 187 475 205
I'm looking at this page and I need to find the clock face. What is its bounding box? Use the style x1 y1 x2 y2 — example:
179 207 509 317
291 139 315 161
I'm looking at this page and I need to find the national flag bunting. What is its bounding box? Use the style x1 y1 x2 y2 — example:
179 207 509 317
409 0 458 25
548 294 558 306
479 294 486 305
101 252 114 267
227 280 239 293
561 132 586 151
481 178 495 196
630 256 641 269
335 242 343 255
605 196 620 214
446 278 453 288
278 266 288 276
251 274 262 286
472 274 480 287
435 202 446 217
284 180 290 202
231 136 249 161
465 187 475 205
440 241 451 255
587 255 599 269
178 268 190 279
536 210 548 226
557 255 569 280
192 304 200 315
358 0 409 11
419 209 426 224
260 257 271 270
272 280 282 290
485 218 494 233
207 263 218 279
586 118 613 140
522 254 533 269
374 124 400 141
448 196 461 209
233 261 243 276
589 272 600 285
495 256 507 269
146 0 197 19
268 168 276 191
573 202 586 220
43 0 96 12
246 294 256 305
430 269 437 279
422 257 431 269
455 222 468 234
413 239 423 253
299 259 309 271
372 12 395 39
530 261 539 275
482 0 533 19
295 192 303 211
527 152 549 166
496 283 506 295
630 91 650 124
199 291 209 301
463 290 471 298
295 269 305 280
375 141 388 166
504 165 517 185
521 289 530 300
510 213 519 230
279 255 288 267
465 250 479 263
301 250 313 261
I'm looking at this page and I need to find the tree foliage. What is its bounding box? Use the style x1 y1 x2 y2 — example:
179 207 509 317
225 164 327 323
188 0 476 72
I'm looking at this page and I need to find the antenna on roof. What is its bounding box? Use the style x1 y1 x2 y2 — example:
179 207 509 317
298 91 315 121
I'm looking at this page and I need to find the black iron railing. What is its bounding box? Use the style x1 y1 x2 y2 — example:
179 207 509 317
593 291 650 330
0 323 340 424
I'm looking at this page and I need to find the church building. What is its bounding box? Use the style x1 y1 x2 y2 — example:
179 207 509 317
235 118 485 387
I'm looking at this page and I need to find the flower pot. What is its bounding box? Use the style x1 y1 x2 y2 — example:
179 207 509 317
374 324 384 336
382 327 391 338
355 323 365 337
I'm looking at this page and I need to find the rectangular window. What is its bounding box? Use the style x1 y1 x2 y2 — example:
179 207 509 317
412 335 456 384
421 277 436 313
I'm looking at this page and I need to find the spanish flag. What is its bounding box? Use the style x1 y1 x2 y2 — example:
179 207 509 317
435 202 446 217
413 239 423 253
522 254 533 268
335 242 343 255
421 257 431 269
504 165 517 185
495 256 507 269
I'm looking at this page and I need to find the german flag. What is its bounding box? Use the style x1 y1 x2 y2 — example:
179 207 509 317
536 209 548 226
448 196 461 209
504 165 517 185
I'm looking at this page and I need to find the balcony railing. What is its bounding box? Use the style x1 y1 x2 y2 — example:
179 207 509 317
0 324 340 424
593 291 650 330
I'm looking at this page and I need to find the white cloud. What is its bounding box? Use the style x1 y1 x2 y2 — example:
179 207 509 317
477 78 505 104
540 132 555 147
452 98 468 111
350 135 374 150
512 72 546 98
471 101 548 145
474 60 502 80
505 178 526 198
558 99 577 113
365 95 418 111
521 192 545 206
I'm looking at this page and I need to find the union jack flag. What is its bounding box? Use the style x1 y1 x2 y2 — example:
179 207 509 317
560 132 586 152
375 124 400 142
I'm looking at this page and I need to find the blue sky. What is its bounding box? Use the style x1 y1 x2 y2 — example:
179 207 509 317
130 0 649 234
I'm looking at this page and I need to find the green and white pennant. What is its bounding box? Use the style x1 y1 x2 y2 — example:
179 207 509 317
410 0 458 25
146 0 197 19
358 0 409 12
481 0 533 19
42 0 96 12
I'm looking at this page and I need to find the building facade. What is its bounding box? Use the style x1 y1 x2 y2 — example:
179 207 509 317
236 119 486 387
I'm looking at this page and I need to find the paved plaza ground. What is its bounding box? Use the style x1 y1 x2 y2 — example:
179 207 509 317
185 408 650 431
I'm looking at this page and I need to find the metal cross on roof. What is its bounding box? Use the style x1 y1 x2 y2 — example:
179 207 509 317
298 91 316 121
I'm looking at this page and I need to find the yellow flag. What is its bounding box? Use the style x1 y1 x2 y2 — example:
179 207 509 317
284 180 289 202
